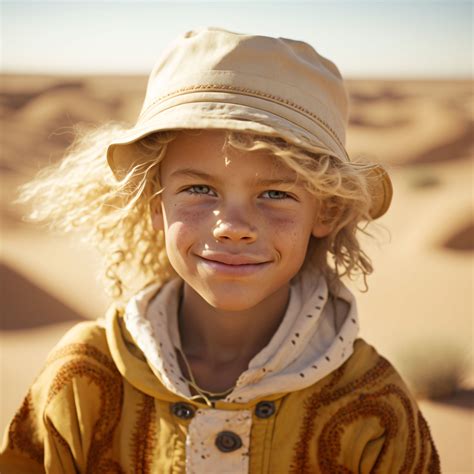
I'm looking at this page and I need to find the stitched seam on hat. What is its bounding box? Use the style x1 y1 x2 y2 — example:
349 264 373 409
139 84 345 152
139 100 334 156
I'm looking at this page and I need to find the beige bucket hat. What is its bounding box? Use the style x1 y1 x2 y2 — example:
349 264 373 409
106 26 392 219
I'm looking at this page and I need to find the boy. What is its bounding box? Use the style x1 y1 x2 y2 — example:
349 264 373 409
0 27 440 473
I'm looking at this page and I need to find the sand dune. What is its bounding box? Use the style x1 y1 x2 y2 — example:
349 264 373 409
1 74 472 472
0 262 86 330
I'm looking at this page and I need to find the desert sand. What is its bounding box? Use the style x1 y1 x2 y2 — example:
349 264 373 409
1 74 472 472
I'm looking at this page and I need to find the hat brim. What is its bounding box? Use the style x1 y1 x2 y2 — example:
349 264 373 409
106 101 392 219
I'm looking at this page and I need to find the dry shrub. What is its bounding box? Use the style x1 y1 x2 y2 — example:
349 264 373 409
396 339 471 400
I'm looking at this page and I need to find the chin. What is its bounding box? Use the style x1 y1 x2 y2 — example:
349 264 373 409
200 288 266 312
204 296 257 312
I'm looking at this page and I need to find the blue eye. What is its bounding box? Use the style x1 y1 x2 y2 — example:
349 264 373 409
183 186 291 200
262 190 290 200
185 185 213 195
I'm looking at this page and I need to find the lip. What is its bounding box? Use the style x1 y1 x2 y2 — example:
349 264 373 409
196 253 272 276
199 252 270 266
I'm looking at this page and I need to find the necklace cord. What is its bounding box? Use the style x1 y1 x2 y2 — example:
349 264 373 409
177 285 236 406
176 346 236 407
175 283 337 407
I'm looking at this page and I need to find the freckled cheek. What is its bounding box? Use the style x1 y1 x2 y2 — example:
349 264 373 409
264 210 297 230
267 216 294 234
266 214 311 253
165 207 211 251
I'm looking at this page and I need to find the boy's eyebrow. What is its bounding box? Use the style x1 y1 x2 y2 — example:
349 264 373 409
168 168 300 186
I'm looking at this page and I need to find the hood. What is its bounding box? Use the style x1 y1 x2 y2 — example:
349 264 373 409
118 265 360 405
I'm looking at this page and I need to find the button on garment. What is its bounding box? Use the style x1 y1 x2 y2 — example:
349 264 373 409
215 431 243 452
171 402 195 419
186 408 252 473
255 400 276 419
123 263 361 471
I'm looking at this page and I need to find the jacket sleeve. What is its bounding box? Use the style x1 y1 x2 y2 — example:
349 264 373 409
359 403 441 473
0 321 114 474
0 372 80 473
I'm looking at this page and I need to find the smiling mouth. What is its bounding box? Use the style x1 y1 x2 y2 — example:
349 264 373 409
198 252 271 266
197 256 271 275
201 257 268 266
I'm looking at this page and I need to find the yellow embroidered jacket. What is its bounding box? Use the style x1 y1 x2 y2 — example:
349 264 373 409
0 304 440 473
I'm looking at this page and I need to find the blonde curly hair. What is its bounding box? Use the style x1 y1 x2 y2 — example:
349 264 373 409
16 122 381 305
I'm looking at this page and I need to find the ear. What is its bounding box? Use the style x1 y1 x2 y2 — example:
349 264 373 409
311 200 336 238
311 219 333 238
150 198 164 232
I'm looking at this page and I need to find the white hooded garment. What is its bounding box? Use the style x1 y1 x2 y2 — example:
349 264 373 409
122 266 361 474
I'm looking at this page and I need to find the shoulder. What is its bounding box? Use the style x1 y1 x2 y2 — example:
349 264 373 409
0 311 125 471
20 313 123 437
284 338 423 429
343 337 417 401
291 338 440 473
315 337 423 424
28 312 122 407
46 318 112 365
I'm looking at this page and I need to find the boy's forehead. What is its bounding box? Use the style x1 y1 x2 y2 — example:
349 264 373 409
162 131 297 180
165 159 299 186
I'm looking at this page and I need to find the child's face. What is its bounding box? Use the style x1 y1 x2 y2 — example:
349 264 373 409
152 130 331 311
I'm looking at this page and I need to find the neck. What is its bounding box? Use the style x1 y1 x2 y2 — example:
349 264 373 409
178 282 291 368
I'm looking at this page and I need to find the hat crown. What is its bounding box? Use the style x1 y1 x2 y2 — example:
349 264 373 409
143 27 349 143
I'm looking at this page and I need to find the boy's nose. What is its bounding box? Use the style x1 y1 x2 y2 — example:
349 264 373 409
212 219 257 243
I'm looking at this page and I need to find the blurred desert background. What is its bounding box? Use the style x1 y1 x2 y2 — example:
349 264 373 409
0 74 472 472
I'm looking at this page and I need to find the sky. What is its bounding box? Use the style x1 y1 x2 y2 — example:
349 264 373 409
1 0 472 78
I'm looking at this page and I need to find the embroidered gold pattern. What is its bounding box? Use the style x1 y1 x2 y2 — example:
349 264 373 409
318 385 416 472
415 411 441 474
46 344 125 473
46 342 118 373
290 357 391 473
290 354 441 473
7 391 44 464
318 398 398 472
130 393 157 474
138 83 346 154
